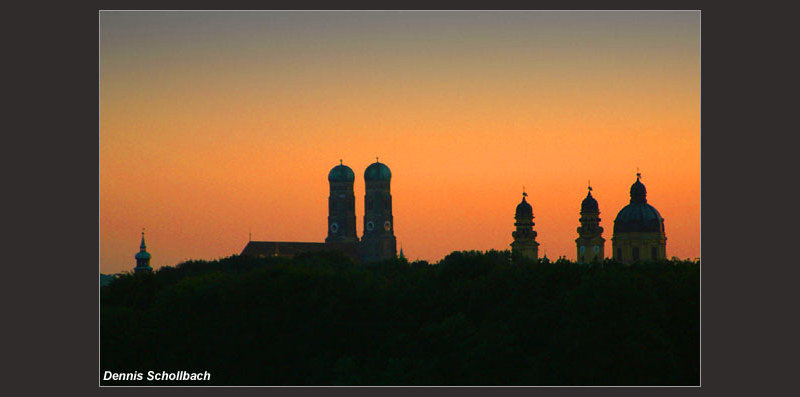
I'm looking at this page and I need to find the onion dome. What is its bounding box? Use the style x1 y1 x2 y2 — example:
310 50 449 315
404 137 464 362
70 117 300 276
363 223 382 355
613 175 665 233
515 194 533 219
364 159 391 182
328 160 355 182
135 232 151 260
581 188 599 213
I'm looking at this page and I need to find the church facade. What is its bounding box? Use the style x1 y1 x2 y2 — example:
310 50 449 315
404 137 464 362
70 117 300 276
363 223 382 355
241 159 398 264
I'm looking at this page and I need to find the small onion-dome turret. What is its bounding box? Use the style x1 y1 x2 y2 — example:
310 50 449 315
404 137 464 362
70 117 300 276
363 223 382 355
364 159 391 182
328 160 355 183
135 233 151 260
515 195 533 219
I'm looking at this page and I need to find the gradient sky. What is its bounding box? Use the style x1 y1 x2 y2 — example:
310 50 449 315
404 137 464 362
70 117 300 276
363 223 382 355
100 11 700 274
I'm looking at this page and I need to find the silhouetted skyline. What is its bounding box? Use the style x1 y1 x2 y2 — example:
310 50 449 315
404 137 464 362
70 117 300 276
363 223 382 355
100 11 700 273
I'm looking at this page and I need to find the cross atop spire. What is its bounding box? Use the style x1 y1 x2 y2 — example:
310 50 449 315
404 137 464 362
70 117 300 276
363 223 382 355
637 167 641 181
140 227 147 250
522 186 527 197
376 156 379 163
340 159 343 165
588 180 592 192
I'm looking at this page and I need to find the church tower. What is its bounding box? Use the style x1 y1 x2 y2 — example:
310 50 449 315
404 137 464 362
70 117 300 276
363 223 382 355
575 184 605 263
510 190 539 261
326 160 359 244
360 158 397 263
134 229 153 274
612 173 667 264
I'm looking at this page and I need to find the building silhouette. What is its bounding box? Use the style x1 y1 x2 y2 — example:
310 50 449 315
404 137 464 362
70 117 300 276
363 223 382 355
241 159 398 264
575 184 605 263
611 174 667 263
360 160 397 262
326 160 358 244
134 229 153 273
510 190 539 260
509 173 667 264
130 168 672 270
236 165 668 266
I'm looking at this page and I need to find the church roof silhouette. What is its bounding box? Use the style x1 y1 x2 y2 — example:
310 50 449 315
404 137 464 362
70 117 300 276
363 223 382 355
581 190 599 213
515 196 533 218
364 160 391 182
613 176 665 234
135 233 151 260
328 162 355 182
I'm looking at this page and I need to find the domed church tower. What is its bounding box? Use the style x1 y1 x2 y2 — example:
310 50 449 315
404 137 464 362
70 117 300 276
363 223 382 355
360 158 397 263
326 160 359 243
511 189 539 260
575 183 605 263
134 228 153 274
612 173 667 264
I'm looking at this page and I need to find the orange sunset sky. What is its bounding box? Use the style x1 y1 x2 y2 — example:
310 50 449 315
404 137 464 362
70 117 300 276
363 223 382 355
100 11 700 274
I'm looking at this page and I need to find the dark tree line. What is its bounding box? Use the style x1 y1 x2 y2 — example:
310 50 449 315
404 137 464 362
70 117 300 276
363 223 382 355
101 250 699 385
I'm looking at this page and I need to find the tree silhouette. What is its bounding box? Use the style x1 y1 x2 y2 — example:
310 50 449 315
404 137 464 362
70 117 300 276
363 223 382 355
101 252 699 385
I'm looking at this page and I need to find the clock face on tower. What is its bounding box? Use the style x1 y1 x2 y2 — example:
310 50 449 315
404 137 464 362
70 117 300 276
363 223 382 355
330 223 338 233
366 221 375 231
579 246 586 254
384 220 391 231
593 246 600 253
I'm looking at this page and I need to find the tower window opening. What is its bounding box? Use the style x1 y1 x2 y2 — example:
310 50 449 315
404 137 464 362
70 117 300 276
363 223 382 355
633 247 640 261
652 247 657 260
617 248 622 260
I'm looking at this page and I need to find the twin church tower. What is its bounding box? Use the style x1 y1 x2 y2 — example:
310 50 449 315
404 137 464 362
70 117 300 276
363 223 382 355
325 159 397 263
240 159 397 263
511 174 667 264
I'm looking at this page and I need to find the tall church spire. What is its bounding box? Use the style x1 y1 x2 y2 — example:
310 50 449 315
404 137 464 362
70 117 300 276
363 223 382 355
140 228 147 250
